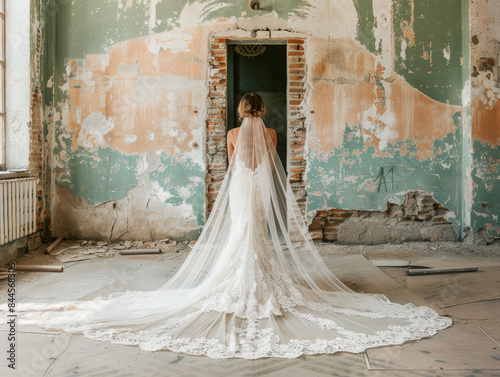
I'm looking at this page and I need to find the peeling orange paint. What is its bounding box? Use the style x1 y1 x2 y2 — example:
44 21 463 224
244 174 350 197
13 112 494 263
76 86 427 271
105 26 208 79
400 143 408 156
390 79 461 159
415 137 433 160
364 129 393 158
68 60 78 76
309 72 461 160
375 62 385 77
308 35 460 161
310 80 377 154
471 90 500 145
374 85 385 116
65 24 230 155
310 37 377 82
399 0 415 46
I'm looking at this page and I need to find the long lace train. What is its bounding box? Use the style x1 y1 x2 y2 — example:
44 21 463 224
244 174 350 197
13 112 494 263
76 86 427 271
10 117 452 359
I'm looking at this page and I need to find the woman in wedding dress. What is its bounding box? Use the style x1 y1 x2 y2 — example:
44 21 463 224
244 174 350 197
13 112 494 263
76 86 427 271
21 92 451 359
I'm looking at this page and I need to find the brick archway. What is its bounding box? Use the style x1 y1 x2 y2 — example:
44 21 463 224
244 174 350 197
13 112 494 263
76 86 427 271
205 34 308 221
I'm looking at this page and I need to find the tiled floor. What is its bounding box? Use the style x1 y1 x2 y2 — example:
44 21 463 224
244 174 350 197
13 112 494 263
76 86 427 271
1 241 500 377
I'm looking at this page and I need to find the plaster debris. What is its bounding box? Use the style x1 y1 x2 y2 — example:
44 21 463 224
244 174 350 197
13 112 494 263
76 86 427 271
289 0 358 39
177 0 234 29
401 39 407 61
309 191 454 244
77 113 115 150
235 11 288 31
361 105 398 150
124 134 138 144
46 75 54 88
148 31 194 54
443 45 451 63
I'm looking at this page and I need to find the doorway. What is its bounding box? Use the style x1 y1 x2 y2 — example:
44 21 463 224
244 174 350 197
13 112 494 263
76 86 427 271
205 35 308 220
226 42 288 174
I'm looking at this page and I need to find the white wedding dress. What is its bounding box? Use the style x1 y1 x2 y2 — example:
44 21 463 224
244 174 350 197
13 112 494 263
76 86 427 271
12 117 452 359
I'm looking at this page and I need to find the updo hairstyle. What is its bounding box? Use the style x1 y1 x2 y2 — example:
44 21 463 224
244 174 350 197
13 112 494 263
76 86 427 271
237 92 266 118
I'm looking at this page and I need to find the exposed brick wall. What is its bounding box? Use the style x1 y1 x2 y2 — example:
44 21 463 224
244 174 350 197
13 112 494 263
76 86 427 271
287 38 308 216
29 30 44 232
308 191 452 241
206 37 228 215
205 36 309 219
309 209 359 241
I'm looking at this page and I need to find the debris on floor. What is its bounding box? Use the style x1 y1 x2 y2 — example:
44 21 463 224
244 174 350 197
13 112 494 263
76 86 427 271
407 266 478 275
44 237 63 254
13 265 63 272
118 248 162 255
1 241 500 376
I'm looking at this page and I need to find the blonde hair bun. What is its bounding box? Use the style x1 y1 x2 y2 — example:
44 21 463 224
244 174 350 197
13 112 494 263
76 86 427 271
237 92 266 118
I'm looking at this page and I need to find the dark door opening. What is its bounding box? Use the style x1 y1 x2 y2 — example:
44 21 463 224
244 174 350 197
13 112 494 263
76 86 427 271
227 43 288 174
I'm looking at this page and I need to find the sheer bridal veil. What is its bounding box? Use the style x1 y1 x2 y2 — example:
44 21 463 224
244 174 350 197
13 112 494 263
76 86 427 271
160 115 358 295
14 112 451 359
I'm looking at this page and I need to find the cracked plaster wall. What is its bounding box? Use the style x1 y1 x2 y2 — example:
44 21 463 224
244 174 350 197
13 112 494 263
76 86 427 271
469 0 500 238
43 0 497 241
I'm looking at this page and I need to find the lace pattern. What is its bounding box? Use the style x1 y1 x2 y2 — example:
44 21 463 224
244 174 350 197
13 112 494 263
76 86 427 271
48 307 451 359
21 117 453 359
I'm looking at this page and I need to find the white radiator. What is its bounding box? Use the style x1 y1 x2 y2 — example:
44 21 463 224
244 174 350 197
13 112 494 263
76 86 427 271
0 178 37 245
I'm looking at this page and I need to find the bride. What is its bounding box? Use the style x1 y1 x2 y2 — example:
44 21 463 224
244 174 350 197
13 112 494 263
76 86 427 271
27 92 451 359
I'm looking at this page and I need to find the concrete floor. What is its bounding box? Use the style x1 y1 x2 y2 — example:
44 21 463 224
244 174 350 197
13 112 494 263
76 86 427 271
1 239 500 377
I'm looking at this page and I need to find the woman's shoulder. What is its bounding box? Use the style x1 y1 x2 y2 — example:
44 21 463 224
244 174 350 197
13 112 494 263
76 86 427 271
227 127 239 143
267 128 277 140
228 127 239 137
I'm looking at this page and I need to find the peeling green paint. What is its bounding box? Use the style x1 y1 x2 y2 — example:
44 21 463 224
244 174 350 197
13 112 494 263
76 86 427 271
53 141 207 234
177 56 203 63
149 152 206 227
471 140 500 237
56 146 141 205
376 82 386 106
353 0 378 54
38 0 58 241
306 113 464 233
54 0 149 89
52 103 72 163
52 0 305 90
42 0 495 243
392 0 468 105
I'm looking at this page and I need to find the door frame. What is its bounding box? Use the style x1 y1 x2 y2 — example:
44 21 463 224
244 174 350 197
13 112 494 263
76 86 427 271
226 40 288 174
205 33 308 222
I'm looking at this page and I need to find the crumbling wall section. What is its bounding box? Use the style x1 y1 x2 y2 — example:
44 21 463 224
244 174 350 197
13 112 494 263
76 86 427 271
469 0 500 239
309 191 456 244
43 0 484 242
29 0 44 234
205 33 308 218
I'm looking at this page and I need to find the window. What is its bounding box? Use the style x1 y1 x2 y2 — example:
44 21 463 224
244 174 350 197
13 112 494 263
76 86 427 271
0 0 5 170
